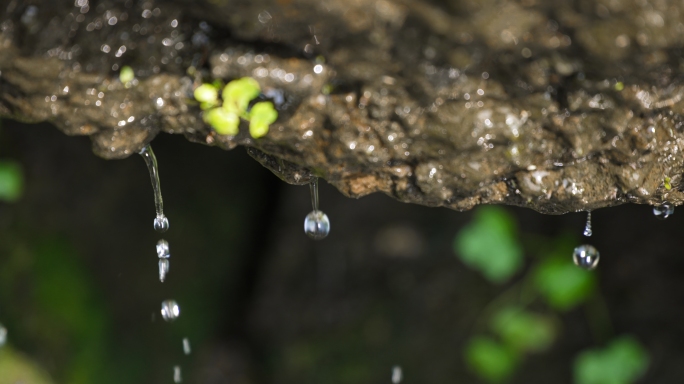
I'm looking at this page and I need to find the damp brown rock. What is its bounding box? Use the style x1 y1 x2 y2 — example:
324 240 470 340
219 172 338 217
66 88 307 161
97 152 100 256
2 0 684 213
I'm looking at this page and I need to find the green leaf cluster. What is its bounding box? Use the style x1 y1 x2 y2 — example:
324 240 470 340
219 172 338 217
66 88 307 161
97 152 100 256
574 337 649 384
0 160 23 202
194 78 277 139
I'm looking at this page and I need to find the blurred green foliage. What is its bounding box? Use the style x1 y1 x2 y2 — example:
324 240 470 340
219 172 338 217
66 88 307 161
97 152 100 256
574 337 649 384
0 160 23 202
119 66 135 85
454 206 523 283
0 347 54 384
456 206 648 384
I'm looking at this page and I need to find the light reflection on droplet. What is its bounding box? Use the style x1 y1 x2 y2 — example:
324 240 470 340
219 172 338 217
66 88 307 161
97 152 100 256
161 300 180 321
573 245 600 270
182 338 191 355
173 365 182 383
653 202 674 220
392 366 403 383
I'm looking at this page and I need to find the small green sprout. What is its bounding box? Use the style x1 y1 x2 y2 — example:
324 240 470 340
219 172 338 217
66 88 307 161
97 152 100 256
222 77 261 115
119 66 135 84
664 176 672 190
194 84 219 110
249 101 278 138
203 108 239 136
615 81 624 91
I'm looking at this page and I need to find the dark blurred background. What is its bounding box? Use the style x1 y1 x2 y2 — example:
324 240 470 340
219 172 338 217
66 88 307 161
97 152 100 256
1 119 683 384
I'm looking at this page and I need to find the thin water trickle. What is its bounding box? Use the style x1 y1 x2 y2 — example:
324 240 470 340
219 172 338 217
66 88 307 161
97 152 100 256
304 177 330 239
583 211 592 237
653 202 674 220
173 365 182 383
573 244 600 270
182 338 191 355
139 144 170 233
0 324 6 347
391 366 403 383
159 259 170 282
156 239 170 258
161 300 180 321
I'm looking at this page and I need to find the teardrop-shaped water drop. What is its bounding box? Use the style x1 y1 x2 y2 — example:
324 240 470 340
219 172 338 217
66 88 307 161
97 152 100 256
154 214 170 233
161 300 180 321
392 366 403 384
583 211 592 237
182 338 191 355
156 239 170 258
653 203 674 220
573 244 600 270
0 324 7 347
173 365 182 383
159 259 170 282
304 211 330 239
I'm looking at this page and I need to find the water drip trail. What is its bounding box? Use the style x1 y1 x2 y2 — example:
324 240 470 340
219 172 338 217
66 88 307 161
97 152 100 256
583 211 592 237
0 324 6 347
139 144 169 232
182 338 191 355
304 177 330 239
391 366 403 383
310 176 319 211
173 366 182 383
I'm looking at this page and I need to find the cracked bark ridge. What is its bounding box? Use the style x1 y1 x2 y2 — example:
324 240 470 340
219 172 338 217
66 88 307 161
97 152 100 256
1 0 684 213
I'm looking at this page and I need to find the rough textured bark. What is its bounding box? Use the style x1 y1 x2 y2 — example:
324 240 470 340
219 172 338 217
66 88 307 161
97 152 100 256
1 0 684 213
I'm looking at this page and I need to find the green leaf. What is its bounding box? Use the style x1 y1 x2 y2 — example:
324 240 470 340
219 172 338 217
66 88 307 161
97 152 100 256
249 101 278 138
574 336 649 384
0 160 23 202
193 84 219 107
204 108 240 136
533 255 595 311
119 66 134 84
454 206 523 283
491 308 556 353
465 336 518 383
222 77 261 114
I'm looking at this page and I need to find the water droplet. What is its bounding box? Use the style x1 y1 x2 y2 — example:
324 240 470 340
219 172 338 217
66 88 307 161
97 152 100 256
173 365 182 383
573 244 600 270
653 202 674 220
304 177 330 239
159 259 170 282
392 366 403 383
0 324 7 347
161 300 180 321
182 338 191 355
156 239 170 258
139 145 170 232
304 211 330 239
583 211 592 237
154 214 169 232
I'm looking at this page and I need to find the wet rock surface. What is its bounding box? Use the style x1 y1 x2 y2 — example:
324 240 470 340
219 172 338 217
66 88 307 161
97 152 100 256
2 0 684 213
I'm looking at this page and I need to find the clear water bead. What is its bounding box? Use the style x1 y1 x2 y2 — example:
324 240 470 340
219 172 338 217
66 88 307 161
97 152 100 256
653 203 674 220
154 214 169 232
573 244 600 270
304 210 330 240
173 365 182 383
0 324 6 347
392 366 403 384
161 300 180 321
182 338 191 355
159 259 170 282
156 239 170 258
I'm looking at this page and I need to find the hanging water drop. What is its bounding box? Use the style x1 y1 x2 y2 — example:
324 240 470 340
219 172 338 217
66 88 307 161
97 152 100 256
0 324 7 347
182 338 191 355
161 300 180 321
583 211 592 237
573 244 600 270
304 177 330 239
391 366 403 383
159 259 170 282
173 365 182 383
139 144 170 233
156 239 170 258
653 202 674 220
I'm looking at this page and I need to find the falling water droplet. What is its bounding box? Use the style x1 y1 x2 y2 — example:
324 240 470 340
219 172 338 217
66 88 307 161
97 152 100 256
182 338 191 355
173 365 182 383
156 239 170 258
0 324 7 347
159 259 170 282
139 145 170 232
653 202 674 220
161 300 180 321
583 211 592 237
573 245 600 270
304 177 330 239
391 366 403 383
